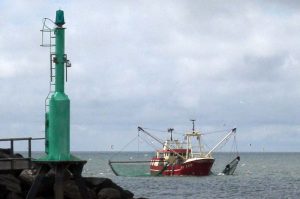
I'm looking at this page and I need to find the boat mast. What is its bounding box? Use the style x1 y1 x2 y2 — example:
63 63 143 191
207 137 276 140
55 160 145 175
183 120 206 158
193 120 203 155
186 134 190 159
168 128 174 141
191 119 195 133
186 119 196 158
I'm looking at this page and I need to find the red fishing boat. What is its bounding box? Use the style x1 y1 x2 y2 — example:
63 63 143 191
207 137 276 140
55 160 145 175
149 138 214 176
109 120 239 177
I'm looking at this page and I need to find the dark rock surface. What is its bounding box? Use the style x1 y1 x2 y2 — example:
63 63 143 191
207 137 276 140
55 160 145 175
98 188 121 199
0 148 146 199
0 148 13 158
0 170 137 199
0 172 136 199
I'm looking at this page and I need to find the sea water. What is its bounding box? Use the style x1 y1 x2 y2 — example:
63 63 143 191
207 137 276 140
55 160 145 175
33 152 300 198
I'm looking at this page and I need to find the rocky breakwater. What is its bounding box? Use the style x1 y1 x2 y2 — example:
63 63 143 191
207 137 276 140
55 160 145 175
0 149 145 199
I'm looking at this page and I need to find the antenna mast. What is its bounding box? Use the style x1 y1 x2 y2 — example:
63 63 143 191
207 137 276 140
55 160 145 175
168 128 174 141
190 119 195 133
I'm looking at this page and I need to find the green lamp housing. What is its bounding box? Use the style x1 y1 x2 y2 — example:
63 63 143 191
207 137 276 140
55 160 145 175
55 10 65 26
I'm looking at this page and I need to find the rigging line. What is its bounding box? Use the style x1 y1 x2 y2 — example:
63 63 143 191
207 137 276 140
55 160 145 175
139 126 165 144
171 129 232 136
141 127 184 136
228 133 237 154
142 127 168 133
140 127 184 140
229 138 236 155
234 135 239 155
202 129 232 135
108 135 139 160
172 131 184 135
202 142 210 152
219 134 237 156
139 133 160 150
139 135 159 151
142 138 158 150
138 131 140 152
214 134 233 152
143 127 232 135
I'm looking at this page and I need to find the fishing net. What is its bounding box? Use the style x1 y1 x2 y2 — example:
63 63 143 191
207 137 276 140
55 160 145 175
109 160 151 177
222 156 240 175
108 132 158 177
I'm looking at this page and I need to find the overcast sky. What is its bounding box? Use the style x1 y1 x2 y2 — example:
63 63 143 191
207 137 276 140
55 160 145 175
0 1 299 152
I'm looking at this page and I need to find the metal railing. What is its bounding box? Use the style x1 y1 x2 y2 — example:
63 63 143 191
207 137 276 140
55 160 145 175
0 137 44 171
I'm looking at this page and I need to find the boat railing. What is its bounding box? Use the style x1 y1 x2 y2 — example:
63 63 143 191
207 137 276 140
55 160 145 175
191 152 200 158
191 152 210 158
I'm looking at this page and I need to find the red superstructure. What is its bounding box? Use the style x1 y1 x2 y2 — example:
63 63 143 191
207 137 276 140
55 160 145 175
149 134 214 176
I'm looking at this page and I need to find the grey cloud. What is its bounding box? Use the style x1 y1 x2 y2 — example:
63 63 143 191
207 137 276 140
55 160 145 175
0 1 299 152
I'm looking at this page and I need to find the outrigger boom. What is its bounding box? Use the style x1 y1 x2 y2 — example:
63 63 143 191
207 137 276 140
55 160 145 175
138 126 187 160
206 128 237 157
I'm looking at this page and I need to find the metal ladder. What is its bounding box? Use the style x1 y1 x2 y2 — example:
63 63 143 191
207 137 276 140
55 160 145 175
40 18 56 113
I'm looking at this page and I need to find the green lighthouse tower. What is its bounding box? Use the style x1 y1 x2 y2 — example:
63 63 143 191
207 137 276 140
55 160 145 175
46 10 72 161
40 10 78 161
27 10 89 199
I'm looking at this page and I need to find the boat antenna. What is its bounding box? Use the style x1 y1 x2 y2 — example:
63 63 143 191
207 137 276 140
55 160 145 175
168 128 174 141
190 119 196 133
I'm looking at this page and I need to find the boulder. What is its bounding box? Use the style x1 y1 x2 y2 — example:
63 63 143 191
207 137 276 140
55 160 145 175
122 190 134 199
84 177 115 193
0 184 8 199
0 148 24 159
19 169 35 186
97 188 121 199
19 173 54 197
0 174 22 194
84 177 134 199
5 192 23 199
0 148 12 158
63 179 96 199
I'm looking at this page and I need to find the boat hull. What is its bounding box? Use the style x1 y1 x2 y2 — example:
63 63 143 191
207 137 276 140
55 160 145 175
150 158 214 176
